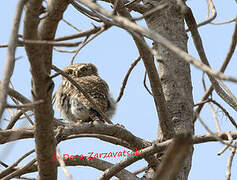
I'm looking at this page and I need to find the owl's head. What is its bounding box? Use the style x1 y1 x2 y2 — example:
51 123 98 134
63 63 98 78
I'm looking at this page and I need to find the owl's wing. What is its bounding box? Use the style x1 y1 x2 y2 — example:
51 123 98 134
72 75 110 114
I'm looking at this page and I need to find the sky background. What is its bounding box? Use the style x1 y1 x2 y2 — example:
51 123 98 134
0 0 237 179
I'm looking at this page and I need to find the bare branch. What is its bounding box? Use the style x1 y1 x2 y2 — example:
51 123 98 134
218 132 233 156
225 141 237 180
177 0 237 112
0 149 35 179
23 0 70 179
76 0 237 83
211 16 237 25
209 99 237 129
8 156 140 180
133 166 149 175
56 148 73 180
1 125 236 145
97 141 169 180
70 0 110 23
132 3 168 21
202 74 221 132
0 81 31 104
116 56 141 102
198 116 237 148
18 39 82 47
153 133 192 180
65 134 133 149
113 0 174 139
1 158 36 180
186 0 217 31
101 0 147 13
70 24 109 64
0 0 27 120
62 18 81 32
194 19 237 121
143 71 153 96
54 26 103 41
6 100 44 110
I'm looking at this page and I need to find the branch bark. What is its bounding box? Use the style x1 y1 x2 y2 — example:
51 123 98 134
0 0 27 120
23 0 69 179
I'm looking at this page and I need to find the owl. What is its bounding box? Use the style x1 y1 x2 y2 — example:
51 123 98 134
55 63 116 123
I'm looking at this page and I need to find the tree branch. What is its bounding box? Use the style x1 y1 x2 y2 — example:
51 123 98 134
23 0 69 179
194 19 237 121
0 0 27 120
177 0 237 112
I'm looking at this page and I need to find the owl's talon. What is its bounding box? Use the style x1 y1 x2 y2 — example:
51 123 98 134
115 123 125 128
93 119 104 125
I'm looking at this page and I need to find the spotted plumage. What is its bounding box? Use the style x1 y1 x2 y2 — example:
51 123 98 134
55 63 116 123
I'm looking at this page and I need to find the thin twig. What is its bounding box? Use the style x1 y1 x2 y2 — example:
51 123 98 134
193 99 209 106
8 82 34 126
133 166 149 175
217 132 233 156
198 115 236 148
143 71 153 96
76 0 237 83
153 133 192 180
70 36 89 64
0 0 27 120
225 141 237 180
116 56 141 102
18 39 82 47
112 0 120 15
6 100 44 110
0 81 31 104
70 0 106 23
124 0 140 7
70 24 109 64
211 16 237 25
56 148 73 180
209 99 237 129
6 110 24 129
202 73 221 132
132 3 168 21
65 134 132 149
53 48 77 53
177 0 237 112
0 149 35 178
54 26 102 41
0 161 9 168
194 19 237 122
186 0 216 31
62 18 81 32
1 158 36 180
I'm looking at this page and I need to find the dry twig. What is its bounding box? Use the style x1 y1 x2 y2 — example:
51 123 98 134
70 24 109 64
0 0 27 120
177 0 237 112
186 0 216 31
194 19 237 121
116 56 141 102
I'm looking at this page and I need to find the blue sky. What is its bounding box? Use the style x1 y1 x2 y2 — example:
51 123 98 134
0 0 236 179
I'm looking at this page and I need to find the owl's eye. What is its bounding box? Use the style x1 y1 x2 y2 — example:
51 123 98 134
80 67 87 72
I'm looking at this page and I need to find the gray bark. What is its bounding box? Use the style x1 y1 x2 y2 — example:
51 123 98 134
144 0 194 179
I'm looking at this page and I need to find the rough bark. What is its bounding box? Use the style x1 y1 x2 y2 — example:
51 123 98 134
144 0 194 179
23 0 69 179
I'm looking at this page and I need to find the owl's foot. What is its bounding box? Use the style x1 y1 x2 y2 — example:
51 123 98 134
115 123 125 128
